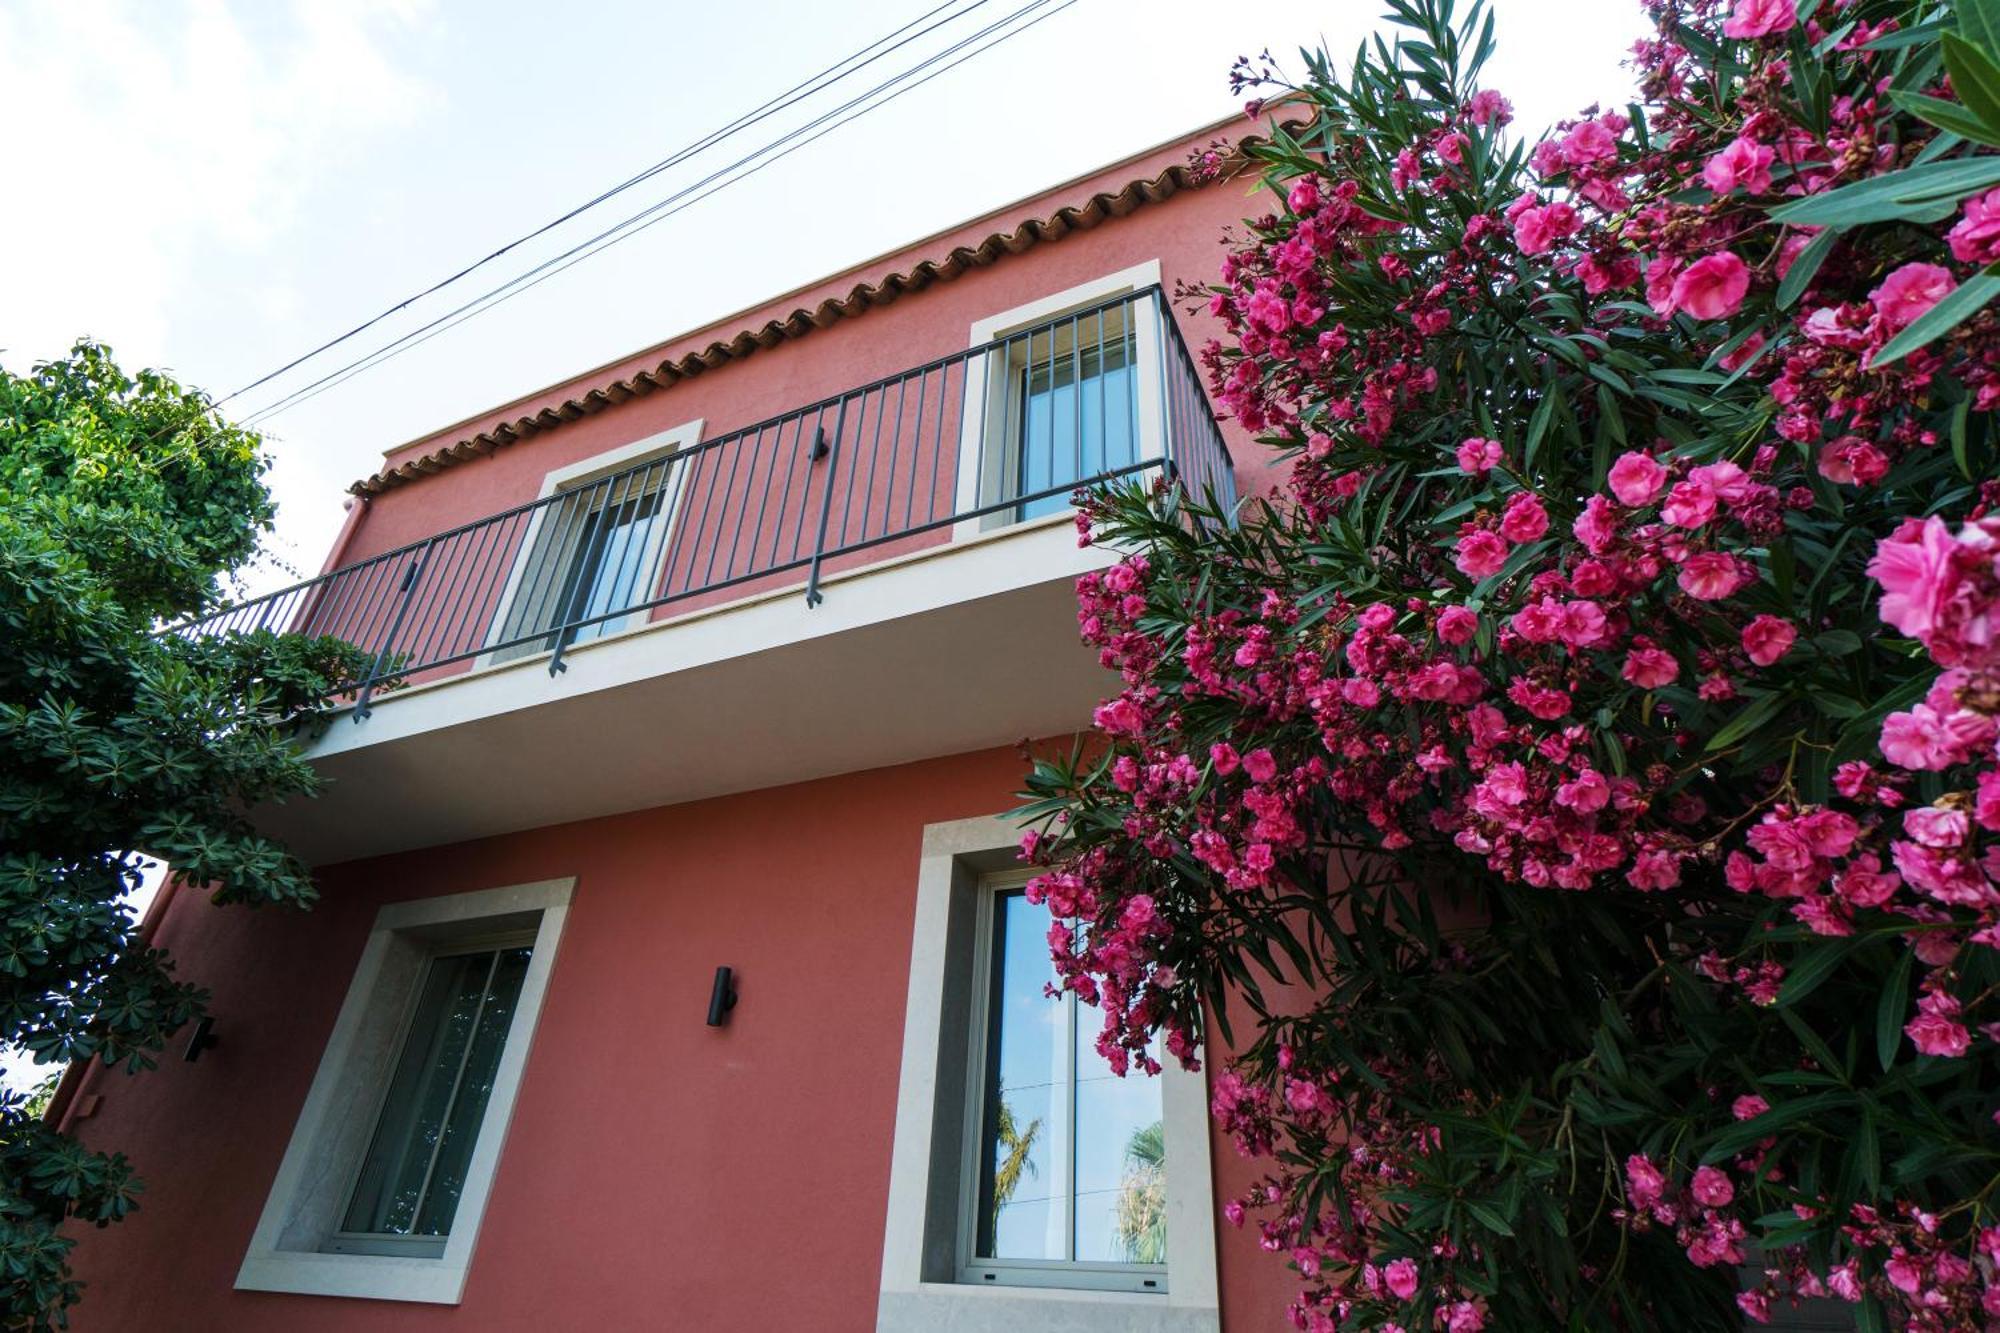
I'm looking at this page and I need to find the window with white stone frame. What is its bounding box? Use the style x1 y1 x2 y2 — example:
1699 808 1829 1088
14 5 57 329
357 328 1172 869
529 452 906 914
954 262 1169 539
878 815 1219 1333
235 879 571 1305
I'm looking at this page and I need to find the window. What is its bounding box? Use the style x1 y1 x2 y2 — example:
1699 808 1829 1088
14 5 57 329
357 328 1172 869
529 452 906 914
492 461 680 660
484 419 703 666
964 884 1166 1290
236 879 571 1305
1011 320 1140 523
956 263 1167 539
878 815 1217 1333
329 939 534 1258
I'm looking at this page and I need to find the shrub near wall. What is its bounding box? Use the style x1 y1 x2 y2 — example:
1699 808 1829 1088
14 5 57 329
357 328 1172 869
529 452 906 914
1023 1 2000 1328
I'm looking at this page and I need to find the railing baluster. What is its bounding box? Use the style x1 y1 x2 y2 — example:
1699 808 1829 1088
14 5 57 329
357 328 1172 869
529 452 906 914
803 395 851 608
354 539 436 720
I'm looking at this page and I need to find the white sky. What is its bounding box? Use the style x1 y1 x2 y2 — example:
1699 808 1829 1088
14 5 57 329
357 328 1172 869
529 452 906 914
0 0 1645 591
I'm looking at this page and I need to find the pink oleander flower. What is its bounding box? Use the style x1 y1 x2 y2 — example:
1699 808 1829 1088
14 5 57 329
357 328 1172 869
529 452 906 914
1094 698 1144 736
1514 201 1580 256
1383 1257 1421 1301
1437 605 1479 644
1629 849 1683 890
1819 436 1889 486
1456 436 1503 474
1661 480 1718 529
1500 492 1550 543
1679 551 1750 600
1670 252 1751 320
1870 516 1963 641
1721 0 1796 39
1467 88 1512 127
1454 528 1510 579
1691 1165 1735 1207
1949 186 2000 265
1742 615 1797 666
1443 1301 1486 1333
1867 516 2000 666
1243 748 1279 783
1608 451 1667 506
1879 706 1957 772
1626 1154 1667 1209
1905 805 1971 849
1907 991 1972 1058
1870 262 1956 334
1573 494 1621 552
1560 119 1618 167
1623 646 1680 688
1732 1094 1770 1121
1702 137 1775 196
1556 768 1611 813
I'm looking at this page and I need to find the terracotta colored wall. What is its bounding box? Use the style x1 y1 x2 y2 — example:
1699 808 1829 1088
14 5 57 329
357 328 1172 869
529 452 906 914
60 744 1298 1332
59 127 1310 1331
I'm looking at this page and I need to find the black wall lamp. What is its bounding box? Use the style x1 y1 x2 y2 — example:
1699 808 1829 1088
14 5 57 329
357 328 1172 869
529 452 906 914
183 1015 219 1063
706 967 738 1027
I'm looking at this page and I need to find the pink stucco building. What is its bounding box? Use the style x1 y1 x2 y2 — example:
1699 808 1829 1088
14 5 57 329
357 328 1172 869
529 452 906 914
56 118 1303 1331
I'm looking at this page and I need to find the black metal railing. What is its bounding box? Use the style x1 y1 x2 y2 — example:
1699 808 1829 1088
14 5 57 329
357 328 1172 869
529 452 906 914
176 285 1235 716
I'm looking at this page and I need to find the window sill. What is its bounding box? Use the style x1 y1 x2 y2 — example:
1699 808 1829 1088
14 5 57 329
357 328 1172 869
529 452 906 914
235 1249 468 1305
876 1282 1217 1333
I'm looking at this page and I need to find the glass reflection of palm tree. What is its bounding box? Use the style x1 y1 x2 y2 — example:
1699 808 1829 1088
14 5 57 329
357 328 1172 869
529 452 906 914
991 1091 1041 1232
1115 1119 1167 1264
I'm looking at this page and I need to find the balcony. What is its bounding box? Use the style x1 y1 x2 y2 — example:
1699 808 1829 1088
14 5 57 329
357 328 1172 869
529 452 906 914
181 285 1233 863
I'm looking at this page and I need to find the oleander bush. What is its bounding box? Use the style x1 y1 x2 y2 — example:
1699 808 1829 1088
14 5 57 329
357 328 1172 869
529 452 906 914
1023 1 2000 1326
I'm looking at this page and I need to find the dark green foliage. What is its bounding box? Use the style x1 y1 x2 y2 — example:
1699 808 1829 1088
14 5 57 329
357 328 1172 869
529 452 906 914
0 342 366 1328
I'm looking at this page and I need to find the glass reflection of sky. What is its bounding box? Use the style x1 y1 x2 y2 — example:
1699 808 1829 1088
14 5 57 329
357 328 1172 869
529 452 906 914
984 891 1164 1265
1017 335 1138 521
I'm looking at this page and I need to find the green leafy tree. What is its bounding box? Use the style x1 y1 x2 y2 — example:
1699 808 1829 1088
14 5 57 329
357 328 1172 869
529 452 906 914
990 1092 1041 1228
1114 1119 1166 1265
0 342 366 1329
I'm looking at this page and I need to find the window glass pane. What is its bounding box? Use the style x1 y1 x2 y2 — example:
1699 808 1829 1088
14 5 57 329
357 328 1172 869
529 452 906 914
975 889 1165 1269
567 486 665 644
1074 1016 1167 1264
977 892 1063 1262
1017 327 1137 521
342 945 532 1239
413 946 532 1235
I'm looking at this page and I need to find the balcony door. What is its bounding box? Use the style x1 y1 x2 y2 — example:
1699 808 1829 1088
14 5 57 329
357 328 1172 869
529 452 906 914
955 262 1167 537
489 447 686 663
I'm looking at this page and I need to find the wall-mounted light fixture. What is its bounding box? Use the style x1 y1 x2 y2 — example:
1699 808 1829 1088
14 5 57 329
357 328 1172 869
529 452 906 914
706 967 738 1027
184 1015 219 1063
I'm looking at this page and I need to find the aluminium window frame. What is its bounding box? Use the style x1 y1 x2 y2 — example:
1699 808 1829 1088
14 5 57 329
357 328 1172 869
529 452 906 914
1006 326 1142 526
322 926 538 1260
952 261 1168 541
478 419 705 670
955 870 1169 1294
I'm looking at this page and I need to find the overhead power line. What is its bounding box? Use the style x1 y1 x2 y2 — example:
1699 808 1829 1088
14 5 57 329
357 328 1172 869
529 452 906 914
217 0 999 410
239 0 1079 429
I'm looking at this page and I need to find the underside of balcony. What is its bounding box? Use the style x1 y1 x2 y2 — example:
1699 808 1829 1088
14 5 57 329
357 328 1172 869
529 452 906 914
254 517 1116 866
